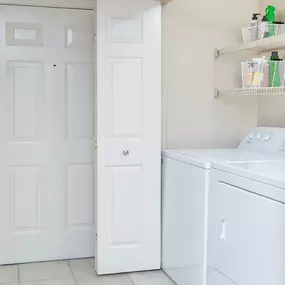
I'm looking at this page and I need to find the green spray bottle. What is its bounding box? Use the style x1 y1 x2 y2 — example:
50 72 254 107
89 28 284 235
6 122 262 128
266 5 276 36
266 5 276 22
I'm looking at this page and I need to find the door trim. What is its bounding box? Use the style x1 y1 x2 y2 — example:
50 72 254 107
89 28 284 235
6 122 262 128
0 0 96 10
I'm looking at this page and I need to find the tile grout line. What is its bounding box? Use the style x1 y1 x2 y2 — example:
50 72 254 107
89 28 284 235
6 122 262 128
20 277 73 283
17 265 20 285
67 260 79 285
127 273 136 285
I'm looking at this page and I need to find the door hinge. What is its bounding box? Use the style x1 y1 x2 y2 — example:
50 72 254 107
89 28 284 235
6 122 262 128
161 157 163 164
93 140 98 152
96 233 98 241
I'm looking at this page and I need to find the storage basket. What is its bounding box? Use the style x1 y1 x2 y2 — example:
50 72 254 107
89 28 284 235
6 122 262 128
242 59 285 88
242 23 285 44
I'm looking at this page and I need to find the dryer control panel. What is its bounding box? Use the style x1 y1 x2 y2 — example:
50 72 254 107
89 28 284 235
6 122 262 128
239 127 285 156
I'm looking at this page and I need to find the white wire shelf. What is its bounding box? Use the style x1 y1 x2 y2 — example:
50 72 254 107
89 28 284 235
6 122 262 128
215 87 285 98
216 34 285 57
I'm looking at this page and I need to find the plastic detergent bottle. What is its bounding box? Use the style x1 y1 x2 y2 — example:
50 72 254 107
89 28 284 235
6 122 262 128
269 51 282 87
266 5 276 36
250 13 261 41
266 5 276 22
261 15 269 38
261 56 269 87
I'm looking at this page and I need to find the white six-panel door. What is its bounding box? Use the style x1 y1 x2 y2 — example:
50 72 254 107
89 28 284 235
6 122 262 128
0 5 94 264
96 0 161 275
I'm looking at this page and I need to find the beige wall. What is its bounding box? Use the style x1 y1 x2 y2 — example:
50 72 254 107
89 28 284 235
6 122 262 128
162 0 260 149
258 1 285 127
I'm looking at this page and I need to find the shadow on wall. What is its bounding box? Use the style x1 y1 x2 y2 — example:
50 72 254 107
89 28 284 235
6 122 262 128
162 0 259 149
258 0 285 128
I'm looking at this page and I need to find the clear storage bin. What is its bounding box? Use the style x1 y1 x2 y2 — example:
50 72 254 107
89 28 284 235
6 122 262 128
243 24 259 43
242 59 285 88
242 23 285 44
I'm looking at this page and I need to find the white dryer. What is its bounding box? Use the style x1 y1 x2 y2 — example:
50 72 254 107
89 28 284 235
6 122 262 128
162 127 285 285
209 161 285 285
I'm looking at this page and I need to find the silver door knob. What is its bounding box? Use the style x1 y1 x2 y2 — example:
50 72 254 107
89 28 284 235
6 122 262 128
123 149 129 156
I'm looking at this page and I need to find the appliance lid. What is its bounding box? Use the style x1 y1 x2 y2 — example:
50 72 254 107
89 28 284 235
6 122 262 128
162 149 285 169
213 161 285 190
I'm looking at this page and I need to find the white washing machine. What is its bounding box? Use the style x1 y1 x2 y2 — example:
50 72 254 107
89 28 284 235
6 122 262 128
208 161 285 285
161 127 285 285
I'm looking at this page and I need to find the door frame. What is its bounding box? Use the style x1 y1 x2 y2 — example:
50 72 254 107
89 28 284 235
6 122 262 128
0 0 170 10
0 0 96 9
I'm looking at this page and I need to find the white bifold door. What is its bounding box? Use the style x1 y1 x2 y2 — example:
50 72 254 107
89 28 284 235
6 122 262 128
95 0 161 275
0 6 94 264
0 0 161 272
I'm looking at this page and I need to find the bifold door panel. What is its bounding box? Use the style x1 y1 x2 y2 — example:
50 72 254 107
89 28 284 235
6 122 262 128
95 0 161 275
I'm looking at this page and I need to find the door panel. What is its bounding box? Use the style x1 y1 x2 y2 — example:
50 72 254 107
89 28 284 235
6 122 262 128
108 166 142 245
6 22 44 47
67 164 94 228
14 166 42 230
96 0 161 274
110 58 142 136
5 61 43 140
66 63 93 140
0 6 94 264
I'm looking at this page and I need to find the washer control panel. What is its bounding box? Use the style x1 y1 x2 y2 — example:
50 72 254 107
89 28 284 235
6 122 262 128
239 127 285 155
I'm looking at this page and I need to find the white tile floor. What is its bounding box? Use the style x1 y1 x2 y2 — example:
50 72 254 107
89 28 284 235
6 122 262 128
0 259 175 285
